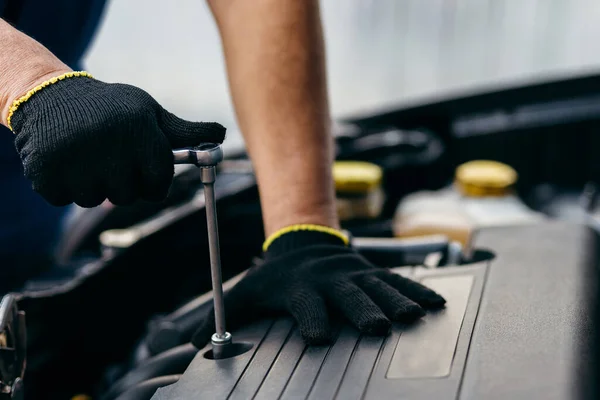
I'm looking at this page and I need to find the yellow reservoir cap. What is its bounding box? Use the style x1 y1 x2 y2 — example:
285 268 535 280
333 161 383 194
455 160 517 197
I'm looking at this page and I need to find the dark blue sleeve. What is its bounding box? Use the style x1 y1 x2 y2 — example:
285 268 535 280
2 0 108 69
0 0 108 264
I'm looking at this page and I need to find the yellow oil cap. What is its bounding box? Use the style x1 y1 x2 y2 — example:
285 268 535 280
333 161 383 194
71 395 92 400
454 160 517 197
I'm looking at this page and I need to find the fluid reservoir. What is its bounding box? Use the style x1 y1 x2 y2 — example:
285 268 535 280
393 160 544 247
334 161 385 221
457 160 544 227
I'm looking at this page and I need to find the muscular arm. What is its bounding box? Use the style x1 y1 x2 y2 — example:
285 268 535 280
1 3 339 236
0 19 71 125
207 0 339 236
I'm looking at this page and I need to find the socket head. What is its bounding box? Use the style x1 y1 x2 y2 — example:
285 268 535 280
173 143 223 167
211 331 232 345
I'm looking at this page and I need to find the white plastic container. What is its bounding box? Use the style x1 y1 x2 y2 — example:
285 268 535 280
393 160 544 249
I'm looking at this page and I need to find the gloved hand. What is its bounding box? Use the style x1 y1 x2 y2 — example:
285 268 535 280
191 227 446 348
8 73 225 207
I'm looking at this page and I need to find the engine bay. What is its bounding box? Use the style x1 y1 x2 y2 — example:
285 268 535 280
2 71 600 400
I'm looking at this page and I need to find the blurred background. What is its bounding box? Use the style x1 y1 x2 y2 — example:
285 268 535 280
83 0 600 149
10 2 600 399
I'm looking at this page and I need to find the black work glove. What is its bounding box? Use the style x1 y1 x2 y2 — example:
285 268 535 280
10 75 225 207
191 229 446 348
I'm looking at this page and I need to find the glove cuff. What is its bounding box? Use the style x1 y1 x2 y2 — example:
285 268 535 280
263 224 349 256
6 71 93 131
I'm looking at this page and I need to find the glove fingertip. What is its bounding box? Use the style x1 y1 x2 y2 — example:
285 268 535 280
42 193 73 207
198 122 227 143
298 319 333 346
159 108 227 147
392 302 425 322
169 121 226 148
375 270 447 310
421 292 446 309
359 316 392 336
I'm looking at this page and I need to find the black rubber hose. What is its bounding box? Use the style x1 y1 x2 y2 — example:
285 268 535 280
113 375 181 400
102 344 196 400
145 301 212 355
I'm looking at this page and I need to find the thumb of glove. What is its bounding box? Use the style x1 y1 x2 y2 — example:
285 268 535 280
157 108 226 148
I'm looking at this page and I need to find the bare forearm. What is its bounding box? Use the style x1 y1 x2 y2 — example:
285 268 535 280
0 19 70 126
208 0 338 236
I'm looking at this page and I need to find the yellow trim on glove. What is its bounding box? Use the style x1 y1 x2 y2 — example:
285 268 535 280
6 71 93 131
262 223 349 252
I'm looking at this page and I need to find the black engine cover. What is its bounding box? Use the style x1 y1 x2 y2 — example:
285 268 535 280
151 222 598 400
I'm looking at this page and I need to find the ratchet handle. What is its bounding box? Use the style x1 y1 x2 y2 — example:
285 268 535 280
172 143 223 167
172 143 231 355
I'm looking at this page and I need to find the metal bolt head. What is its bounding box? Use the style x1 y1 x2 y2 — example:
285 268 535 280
211 332 232 345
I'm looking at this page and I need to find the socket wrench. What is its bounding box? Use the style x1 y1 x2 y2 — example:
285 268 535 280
172 143 232 358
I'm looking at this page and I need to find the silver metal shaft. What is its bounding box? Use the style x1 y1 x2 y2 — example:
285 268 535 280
200 167 229 343
172 145 231 355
